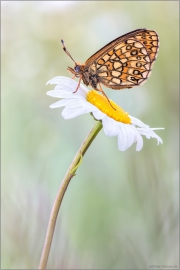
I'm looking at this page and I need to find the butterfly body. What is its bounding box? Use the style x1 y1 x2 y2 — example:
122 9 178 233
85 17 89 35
67 62 99 89
62 28 159 95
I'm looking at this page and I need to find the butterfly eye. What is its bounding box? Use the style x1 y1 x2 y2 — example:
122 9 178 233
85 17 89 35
75 65 80 73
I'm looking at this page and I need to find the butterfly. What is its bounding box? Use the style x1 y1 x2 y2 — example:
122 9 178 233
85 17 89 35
61 28 159 104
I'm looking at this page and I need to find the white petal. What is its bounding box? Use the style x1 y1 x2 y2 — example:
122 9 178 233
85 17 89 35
63 99 87 108
130 116 150 128
117 125 127 151
151 128 164 131
61 105 95 119
54 84 87 98
117 124 135 151
116 123 144 151
102 117 119 137
125 125 137 148
62 107 86 119
138 128 163 145
50 99 69 108
46 76 88 96
49 98 87 109
92 110 106 120
47 90 75 98
46 76 66 85
132 126 143 151
47 88 87 99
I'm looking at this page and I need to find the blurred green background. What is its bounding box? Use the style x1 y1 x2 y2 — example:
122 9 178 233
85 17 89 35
1 1 179 269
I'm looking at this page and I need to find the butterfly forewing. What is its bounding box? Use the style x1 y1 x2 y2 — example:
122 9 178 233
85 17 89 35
84 29 159 90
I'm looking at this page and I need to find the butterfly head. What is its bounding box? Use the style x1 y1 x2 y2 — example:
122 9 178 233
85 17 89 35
61 39 85 77
67 63 85 77
74 65 81 73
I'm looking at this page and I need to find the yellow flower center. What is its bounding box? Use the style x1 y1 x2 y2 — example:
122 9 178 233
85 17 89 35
86 90 131 124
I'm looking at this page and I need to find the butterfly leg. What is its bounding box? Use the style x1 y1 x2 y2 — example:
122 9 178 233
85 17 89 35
97 83 116 110
73 76 82 93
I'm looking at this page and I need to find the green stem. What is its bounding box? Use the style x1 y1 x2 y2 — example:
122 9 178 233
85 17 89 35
39 121 103 269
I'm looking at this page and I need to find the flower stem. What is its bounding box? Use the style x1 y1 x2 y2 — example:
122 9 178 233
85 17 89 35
38 121 103 269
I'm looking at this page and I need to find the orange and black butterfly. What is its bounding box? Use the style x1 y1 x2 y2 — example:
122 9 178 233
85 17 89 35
61 28 159 101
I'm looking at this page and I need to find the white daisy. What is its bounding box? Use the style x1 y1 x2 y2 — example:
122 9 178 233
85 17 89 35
46 76 164 151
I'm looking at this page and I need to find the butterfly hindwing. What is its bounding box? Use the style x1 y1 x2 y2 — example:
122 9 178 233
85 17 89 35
133 30 159 63
85 29 159 90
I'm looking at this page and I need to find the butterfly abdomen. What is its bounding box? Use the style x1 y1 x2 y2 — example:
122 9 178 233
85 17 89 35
80 64 98 89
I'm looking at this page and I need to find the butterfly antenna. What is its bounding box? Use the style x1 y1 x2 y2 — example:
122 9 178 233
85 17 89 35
61 39 77 64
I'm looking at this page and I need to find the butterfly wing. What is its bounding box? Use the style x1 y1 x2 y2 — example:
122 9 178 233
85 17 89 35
133 30 159 64
85 29 159 90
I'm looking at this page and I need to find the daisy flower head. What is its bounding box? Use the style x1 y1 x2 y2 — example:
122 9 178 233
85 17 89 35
46 76 164 151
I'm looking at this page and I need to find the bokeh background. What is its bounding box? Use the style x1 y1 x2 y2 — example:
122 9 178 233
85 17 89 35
1 1 179 269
